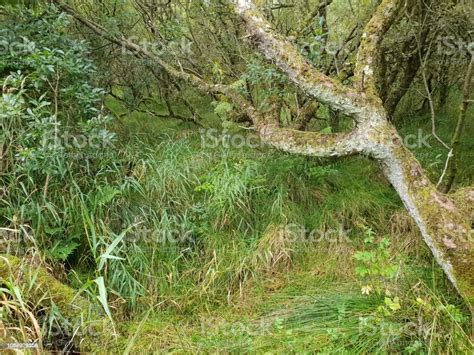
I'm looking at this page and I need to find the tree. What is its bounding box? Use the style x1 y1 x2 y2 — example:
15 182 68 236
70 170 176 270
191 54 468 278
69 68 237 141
55 0 473 307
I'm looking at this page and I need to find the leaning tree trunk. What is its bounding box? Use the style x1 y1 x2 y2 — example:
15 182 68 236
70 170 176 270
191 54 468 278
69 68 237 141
365 121 473 304
235 0 474 307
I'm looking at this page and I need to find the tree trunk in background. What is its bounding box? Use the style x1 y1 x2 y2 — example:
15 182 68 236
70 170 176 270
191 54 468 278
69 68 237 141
437 63 451 112
442 56 474 193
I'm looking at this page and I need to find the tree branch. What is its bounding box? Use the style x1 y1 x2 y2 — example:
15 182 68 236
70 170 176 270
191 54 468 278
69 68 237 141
354 0 402 98
258 124 363 157
235 0 373 122
58 1 361 159
294 0 334 38
55 2 267 125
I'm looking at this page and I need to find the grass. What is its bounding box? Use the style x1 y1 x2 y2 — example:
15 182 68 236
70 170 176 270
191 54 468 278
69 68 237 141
1 89 472 352
1 6 472 352
105 238 472 354
79 111 470 352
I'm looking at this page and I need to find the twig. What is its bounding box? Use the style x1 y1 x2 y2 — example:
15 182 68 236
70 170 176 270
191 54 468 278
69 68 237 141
436 148 453 188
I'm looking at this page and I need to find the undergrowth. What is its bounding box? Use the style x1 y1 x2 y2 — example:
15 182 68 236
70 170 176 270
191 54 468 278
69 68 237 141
0 4 472 354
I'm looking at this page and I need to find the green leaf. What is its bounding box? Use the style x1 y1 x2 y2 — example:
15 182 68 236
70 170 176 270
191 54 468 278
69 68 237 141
213 101 234 117
97 232 125 272
47 240 80 261
384 297 401 311
94 276 113 322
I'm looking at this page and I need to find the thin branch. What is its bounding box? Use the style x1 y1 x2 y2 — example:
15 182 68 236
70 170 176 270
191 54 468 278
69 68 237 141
55 2 264 124
436 148 453 188
420 64 450 150
57 1 362 159
418 36 450 150
294 0 334 38
269 4 295 10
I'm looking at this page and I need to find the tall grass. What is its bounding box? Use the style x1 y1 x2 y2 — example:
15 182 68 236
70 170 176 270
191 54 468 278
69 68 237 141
3 116 471 351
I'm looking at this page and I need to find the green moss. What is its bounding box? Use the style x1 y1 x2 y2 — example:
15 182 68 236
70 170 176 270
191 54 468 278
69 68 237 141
0 254 106 351
0 255 88 317
387 140 474 309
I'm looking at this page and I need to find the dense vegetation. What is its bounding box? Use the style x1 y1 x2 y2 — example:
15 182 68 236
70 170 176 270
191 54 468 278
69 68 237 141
0 1 472 353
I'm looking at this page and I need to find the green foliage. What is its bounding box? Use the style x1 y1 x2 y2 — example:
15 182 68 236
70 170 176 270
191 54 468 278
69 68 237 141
1 2 473 353
242 59 289 105
0 6 118 264
0 6 123 348
211 100 234 122
354 227 398 294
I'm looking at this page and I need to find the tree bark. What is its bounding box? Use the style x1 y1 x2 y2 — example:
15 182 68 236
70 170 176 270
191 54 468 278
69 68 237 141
362 121 474 305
